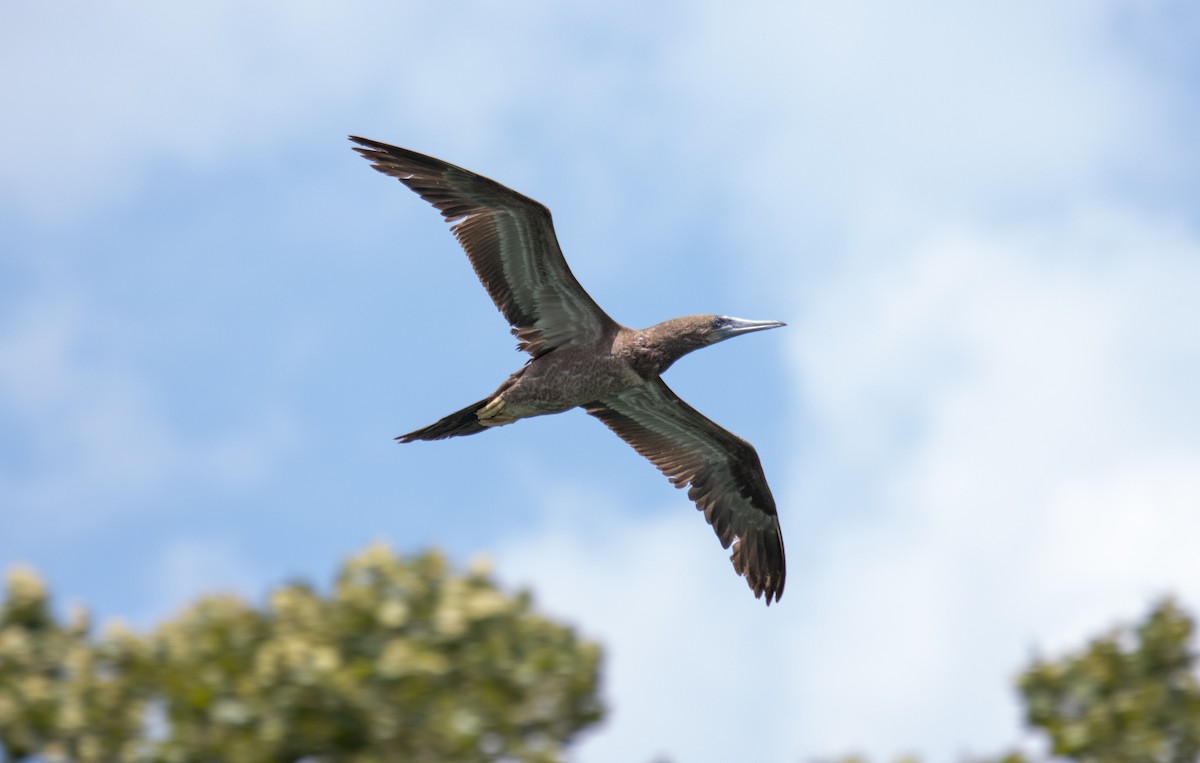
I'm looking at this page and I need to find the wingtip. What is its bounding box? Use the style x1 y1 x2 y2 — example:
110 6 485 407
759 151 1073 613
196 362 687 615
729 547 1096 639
755 579 784 606
348 135 392 160
731 530 786 606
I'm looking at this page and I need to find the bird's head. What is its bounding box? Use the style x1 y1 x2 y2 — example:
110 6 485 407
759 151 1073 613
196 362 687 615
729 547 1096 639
636 314 786 375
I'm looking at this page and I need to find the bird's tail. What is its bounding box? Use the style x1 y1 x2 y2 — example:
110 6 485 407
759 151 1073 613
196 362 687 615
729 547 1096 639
396 397 491 443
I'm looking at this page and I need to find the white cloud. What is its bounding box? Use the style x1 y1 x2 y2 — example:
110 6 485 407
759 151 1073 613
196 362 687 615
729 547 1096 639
1028 456 1200 650
658 1 1178 287
792 214 1200 758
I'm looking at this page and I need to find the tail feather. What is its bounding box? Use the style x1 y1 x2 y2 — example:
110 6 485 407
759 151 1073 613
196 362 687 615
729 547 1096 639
397 398 490 443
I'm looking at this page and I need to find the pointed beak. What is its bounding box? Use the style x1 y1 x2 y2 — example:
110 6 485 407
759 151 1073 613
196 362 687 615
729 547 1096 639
713 317 787 341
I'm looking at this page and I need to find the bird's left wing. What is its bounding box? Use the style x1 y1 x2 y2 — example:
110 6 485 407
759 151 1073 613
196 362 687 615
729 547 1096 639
350 136 618 356
585 379 786 604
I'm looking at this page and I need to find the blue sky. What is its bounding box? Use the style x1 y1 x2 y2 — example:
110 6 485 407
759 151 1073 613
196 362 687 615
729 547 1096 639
3 1 1200 760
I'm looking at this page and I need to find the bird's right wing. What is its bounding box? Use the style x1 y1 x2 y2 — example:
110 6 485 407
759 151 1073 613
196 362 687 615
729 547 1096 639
586 379 786 604
350 137 619 356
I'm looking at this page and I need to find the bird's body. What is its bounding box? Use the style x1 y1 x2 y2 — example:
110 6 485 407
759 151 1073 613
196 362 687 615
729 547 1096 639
484 329 642 423
351 136 788 604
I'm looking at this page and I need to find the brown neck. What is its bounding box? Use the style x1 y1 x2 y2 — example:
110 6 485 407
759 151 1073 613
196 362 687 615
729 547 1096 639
619 316 717 379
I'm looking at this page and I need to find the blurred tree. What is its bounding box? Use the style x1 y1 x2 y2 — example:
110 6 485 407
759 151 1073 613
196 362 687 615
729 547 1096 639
0 566 147 763
0 544 603 763
1019 597 1200 763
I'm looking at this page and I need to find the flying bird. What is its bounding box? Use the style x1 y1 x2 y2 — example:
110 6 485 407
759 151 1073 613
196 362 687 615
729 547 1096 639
351 136 787 604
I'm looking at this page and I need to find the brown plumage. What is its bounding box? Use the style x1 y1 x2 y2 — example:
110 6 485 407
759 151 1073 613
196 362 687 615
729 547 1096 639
351 136 788 605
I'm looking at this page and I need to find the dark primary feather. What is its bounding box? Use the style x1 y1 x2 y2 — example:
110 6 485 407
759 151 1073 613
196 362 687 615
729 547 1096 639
349 136 617 356
586 379 786 604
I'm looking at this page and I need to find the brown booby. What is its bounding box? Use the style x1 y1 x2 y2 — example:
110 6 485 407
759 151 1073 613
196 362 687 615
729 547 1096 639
351 136 787 604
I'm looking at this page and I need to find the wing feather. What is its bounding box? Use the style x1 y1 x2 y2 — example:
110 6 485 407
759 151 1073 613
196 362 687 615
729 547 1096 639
350 137 618 355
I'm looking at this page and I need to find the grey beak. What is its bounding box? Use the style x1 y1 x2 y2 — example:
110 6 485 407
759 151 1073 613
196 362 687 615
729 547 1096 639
713 317 787 341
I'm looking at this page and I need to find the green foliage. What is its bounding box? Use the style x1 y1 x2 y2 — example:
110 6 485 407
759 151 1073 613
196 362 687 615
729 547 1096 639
1019 597 1200 763
0 566 147 763
0 545 603 763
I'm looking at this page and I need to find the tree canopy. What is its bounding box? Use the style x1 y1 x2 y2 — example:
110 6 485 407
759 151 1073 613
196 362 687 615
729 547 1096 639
0 544 604 763
1019 597 1200 763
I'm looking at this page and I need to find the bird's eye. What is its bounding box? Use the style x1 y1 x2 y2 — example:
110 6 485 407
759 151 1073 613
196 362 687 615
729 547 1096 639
713 316 727 329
